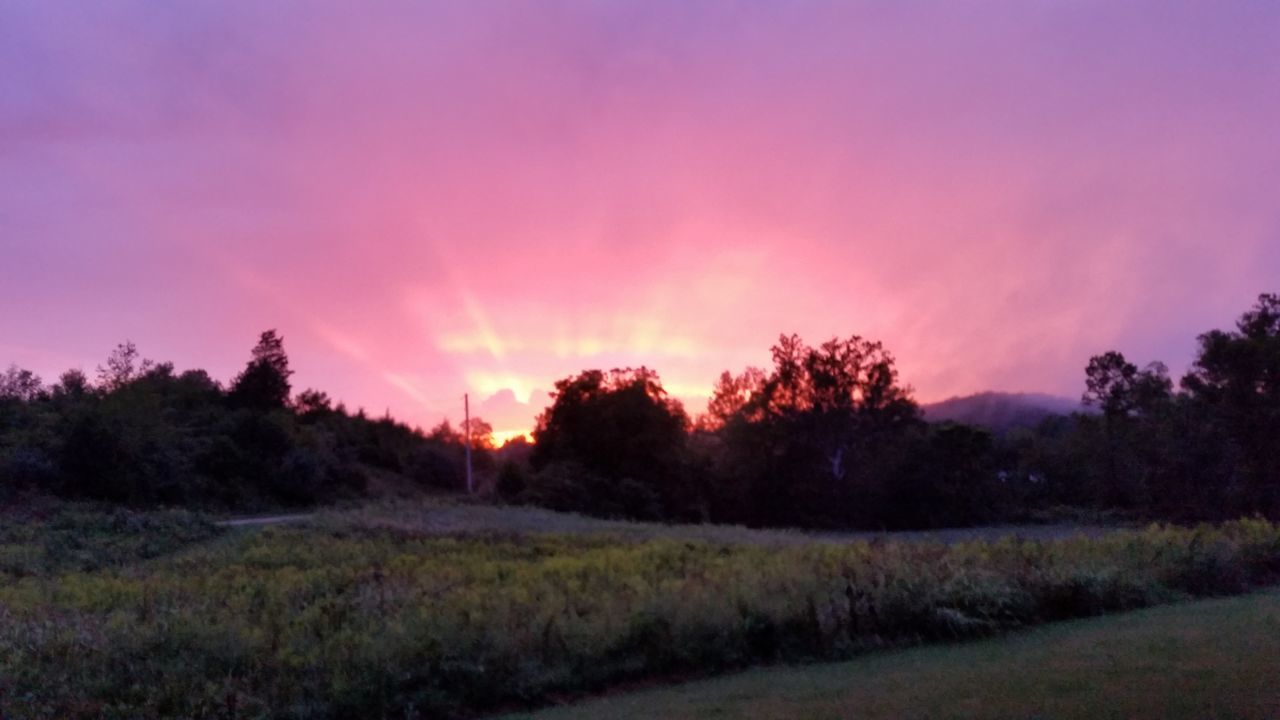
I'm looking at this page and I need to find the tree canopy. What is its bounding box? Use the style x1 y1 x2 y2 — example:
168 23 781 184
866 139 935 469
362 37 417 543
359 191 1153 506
229 330 293 411
529 368 691 519
0 330 489 508
4 293 1280 529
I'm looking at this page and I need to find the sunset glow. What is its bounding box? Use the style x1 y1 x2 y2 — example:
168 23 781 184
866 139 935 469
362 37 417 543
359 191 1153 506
3 2 1278 439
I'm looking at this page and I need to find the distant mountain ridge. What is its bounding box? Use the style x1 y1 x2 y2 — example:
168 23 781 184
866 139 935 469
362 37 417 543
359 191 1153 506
921 391 1084 433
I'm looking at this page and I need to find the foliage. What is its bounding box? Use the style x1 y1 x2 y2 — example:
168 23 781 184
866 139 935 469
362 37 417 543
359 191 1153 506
699 334 930 528
509 294 1280 529
0 333 491 509
1180 293 1280 514
0 365 44 402
95 341 153 393
1083 351 1172 419
530 368 692 520
229 330 294 411
4 292 1280 528
1 506 1279 719
1004 293 1280 522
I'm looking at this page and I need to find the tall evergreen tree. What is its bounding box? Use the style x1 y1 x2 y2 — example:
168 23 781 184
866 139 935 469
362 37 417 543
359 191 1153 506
230 330 293 411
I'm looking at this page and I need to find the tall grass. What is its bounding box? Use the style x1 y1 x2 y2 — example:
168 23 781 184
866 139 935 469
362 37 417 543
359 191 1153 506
1 510 1278 719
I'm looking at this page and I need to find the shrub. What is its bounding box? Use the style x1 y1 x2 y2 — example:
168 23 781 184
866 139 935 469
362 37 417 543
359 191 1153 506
525 461 664 519
495 460 528 501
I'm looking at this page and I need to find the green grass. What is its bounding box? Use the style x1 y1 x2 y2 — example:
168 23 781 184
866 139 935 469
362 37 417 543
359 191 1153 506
317 498 1121 546
505 590 1280 720
1 502 1278 718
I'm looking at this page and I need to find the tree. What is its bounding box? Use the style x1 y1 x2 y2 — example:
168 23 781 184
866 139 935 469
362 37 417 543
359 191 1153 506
0 365 44 402
1181 292 1280 515
52 369 91 399
96 341 153 392
531 368 691 519
702 367 767 430
1078 351 1174 510
430 416 494 450
889 422 1002 528
1083 351 1171 419
295 389 333 419
706 334 921 528
229 330 293 411
410 416 496 490
465 416 495 451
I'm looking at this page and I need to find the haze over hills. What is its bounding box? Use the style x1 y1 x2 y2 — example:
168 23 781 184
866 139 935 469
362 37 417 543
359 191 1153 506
921 391 1085 433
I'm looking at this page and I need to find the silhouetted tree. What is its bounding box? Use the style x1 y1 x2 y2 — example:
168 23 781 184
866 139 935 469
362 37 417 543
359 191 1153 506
52 369 91 399
0 365 44 402
465 417 495 451
95 341 153 391
1182 292 1280 514
0 336 397 507
295 389 334 420
1083 351 1172 419
229 330 293 411
5 292 1279 526
706 334 921 527
531 368 691 519
1077 351 1175 509
702 367 767 430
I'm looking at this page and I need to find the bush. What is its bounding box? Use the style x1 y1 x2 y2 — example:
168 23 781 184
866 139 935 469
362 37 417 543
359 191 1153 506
0 446 57 492
525 461 664 519
0 338 472 511
405 445 461 490
495 460 528 501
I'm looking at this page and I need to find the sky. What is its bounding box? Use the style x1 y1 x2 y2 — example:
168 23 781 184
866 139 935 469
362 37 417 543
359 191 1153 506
2 1 1279 440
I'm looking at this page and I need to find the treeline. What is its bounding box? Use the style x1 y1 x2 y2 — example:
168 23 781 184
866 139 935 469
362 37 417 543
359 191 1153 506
506 293 1280 528
504 340 1005 528
1013 292 1280 521
0 332 489 508
3 294 1278 528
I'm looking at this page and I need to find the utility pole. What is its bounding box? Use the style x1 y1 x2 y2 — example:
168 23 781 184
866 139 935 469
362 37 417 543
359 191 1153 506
464 393 473 495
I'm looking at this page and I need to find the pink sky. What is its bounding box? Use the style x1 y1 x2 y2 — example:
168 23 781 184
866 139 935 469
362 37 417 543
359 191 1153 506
3 2 1278 439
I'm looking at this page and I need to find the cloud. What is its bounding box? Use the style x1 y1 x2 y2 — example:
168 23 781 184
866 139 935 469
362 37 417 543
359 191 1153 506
2 1 1278 435
476 387 552 439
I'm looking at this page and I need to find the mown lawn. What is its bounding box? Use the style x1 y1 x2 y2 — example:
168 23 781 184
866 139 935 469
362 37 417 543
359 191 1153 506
506 590 1280 720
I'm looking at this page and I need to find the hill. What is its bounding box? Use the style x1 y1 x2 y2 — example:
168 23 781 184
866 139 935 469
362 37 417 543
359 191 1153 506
922 391 1084 433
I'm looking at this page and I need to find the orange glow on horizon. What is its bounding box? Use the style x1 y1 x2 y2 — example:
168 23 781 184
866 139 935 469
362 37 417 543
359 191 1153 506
492 429 533 446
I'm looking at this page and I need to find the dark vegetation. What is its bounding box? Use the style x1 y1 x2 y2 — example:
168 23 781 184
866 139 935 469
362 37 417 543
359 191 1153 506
0 331 487 510
512 293 1280 529
3 293 1279 530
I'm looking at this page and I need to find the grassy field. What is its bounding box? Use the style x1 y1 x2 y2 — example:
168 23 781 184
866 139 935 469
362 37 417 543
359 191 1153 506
506 590 1280 720
1 500 1279 719
309 499 1121 546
